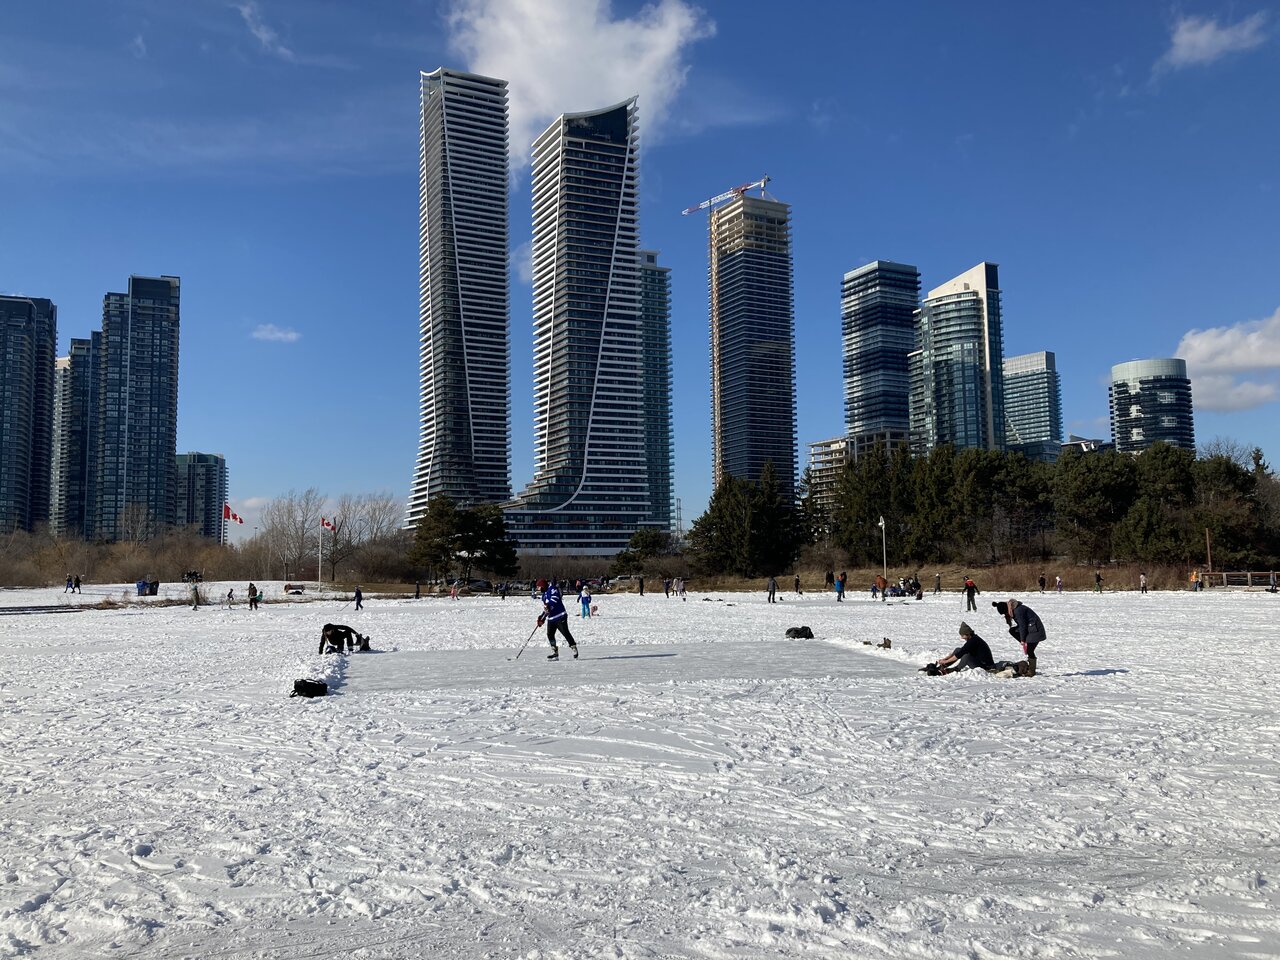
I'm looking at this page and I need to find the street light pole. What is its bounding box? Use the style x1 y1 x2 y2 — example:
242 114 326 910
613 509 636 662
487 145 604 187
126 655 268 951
878 516 887 582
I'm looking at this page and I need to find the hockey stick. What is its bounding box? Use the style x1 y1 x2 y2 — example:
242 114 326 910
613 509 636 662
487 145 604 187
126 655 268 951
510 623 541 661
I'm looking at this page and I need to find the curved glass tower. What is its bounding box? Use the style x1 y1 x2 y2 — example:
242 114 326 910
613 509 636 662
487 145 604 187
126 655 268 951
506 99 655 555
1109 358 1195 453
407 68 511 527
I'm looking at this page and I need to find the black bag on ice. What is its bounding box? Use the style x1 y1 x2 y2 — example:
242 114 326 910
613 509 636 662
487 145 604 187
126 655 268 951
290 679 328 698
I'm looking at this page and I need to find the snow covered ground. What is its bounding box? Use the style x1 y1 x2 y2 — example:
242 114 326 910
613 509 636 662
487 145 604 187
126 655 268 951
1 581 1278 958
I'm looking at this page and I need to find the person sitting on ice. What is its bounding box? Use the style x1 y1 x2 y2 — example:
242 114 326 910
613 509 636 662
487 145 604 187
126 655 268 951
993 599 1046 677
921 622 994 675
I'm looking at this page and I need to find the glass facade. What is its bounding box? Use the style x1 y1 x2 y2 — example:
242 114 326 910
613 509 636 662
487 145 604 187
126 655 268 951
709 194 797 499
0 295 57 533
176 452 229 542
408 68 512 525
909 263 1006 454
640 251 674 531
1109 358 1195 453
1003 351 1063 462
842 261 919 452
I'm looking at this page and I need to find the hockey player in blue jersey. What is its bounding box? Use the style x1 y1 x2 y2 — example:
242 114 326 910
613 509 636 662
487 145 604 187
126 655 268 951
536 579 579 660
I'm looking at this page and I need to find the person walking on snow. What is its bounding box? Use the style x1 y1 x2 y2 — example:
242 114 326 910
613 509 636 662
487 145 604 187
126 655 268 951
794 574 802 596
64 575 73 593
1038 573 1046 593
933 573 941 595
579 582 592 618
354 585 364 610
537 579 578 660
994 598 1046 676
963 576 979 611
1095 570 1104 593
767 576 777 603
1139 572 1148 594
1055 575 1063 593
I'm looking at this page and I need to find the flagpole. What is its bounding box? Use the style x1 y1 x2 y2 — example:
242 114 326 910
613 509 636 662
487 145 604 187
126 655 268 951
318 522 323 583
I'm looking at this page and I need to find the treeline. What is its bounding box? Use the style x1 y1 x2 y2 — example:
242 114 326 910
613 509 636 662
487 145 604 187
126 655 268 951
682 441 1280 578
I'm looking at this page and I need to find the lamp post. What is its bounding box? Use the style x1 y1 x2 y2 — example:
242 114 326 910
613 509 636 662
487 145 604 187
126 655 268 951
877 516 887 582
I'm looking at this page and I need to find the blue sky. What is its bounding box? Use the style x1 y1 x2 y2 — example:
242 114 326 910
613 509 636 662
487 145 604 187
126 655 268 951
3 1 1278 535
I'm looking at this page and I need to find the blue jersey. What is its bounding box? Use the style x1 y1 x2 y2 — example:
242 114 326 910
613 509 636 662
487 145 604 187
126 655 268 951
542 585 568 622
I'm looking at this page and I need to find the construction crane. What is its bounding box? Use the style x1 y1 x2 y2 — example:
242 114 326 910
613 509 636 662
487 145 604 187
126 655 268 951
681 176 771 215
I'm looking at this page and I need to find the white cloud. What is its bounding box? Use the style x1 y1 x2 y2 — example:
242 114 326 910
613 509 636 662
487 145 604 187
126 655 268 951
251 323 301 343
235 1 296 62
1177 307 1280 411
1157 12 1268 71
130 34 147 59
445 0 715 168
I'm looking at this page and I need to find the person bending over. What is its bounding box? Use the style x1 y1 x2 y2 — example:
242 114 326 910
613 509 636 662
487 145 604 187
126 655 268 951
922 622 994 675
993 599 1045 676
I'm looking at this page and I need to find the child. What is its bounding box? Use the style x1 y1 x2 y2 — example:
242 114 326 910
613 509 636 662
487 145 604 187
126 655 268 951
579 583 592 618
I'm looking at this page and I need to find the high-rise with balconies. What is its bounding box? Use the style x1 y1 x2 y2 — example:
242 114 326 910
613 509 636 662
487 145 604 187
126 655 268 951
640 250 673 530
407 68 511 527
909 262 1006 453
1109 358 1195 453
0 295 57 532
505 99 655 555
95 275 180 541
1004 351 1063 462
709 193 797 499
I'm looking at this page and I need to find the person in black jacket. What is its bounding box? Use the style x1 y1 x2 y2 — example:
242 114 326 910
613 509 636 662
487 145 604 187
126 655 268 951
994 599 1046 676
922 622 994 674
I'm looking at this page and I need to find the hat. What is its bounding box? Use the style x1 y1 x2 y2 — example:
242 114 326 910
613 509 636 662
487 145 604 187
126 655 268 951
536 579 548 589
993 601 1009 617
958 621 974 637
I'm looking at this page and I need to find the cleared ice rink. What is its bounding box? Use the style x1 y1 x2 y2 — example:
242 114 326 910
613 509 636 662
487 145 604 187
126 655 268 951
2 582 1277 958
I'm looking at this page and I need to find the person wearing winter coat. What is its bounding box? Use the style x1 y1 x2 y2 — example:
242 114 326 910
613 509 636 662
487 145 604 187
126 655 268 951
579 583 592 618
923 622 995 674
537 579 578 660
963 576 979 611
994 599 1046 676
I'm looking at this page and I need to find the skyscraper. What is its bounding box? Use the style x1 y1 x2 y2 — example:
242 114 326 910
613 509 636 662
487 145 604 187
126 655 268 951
1003 351 1063 462
176 452 229 542
96 275 180 541
709 193 797 499
841 261 919 458
909 263 1006 453
640 250 674 530
407 68 511 527
1109 358 1195 453
52 335 101 539
505 99 654 555
0 295 57 532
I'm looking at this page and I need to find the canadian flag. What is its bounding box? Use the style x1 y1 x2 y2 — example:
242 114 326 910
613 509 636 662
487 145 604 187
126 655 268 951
223 503 244 525
321 517 336 531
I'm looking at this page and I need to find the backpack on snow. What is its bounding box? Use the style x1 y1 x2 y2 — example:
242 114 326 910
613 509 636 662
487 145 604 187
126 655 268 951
290 678 328 698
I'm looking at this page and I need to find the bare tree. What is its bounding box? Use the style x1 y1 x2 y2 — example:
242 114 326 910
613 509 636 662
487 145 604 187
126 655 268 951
1198 436 1253 467
322 491 403 580
260 487 324 581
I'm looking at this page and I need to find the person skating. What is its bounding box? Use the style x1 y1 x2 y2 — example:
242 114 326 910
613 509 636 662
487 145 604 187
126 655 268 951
248 582 258 610
664 578 671 598
767 576 777 603
1095 570 1104 593
963 575 979 611
537 579 578 659
638 575 645 597
794 574 802 596
64 575 73 593
993 598 1046 676
1038 573 1046 593
1055 575 1063 593
354 585 364 610
836 571 847 602
921 622 995 675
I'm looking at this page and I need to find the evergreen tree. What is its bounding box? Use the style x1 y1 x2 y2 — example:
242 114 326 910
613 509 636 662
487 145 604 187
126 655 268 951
409 495 460 579
1054 449 1137 564
456 504 518 579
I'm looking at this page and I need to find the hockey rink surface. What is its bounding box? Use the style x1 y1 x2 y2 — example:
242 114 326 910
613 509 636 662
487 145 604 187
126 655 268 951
1 582 1278 958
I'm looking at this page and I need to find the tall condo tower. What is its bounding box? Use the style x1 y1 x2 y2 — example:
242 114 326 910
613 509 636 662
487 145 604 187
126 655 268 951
0 295 57 532
709 193 797 499
1004 351 1063 462
406 68 511 527
52 335 101 539
1109 358 1195 453
96 275 181 541
505 99 654 555
841 261 920 459
176 452 229 542
640 250 674 530
908 262 1006 453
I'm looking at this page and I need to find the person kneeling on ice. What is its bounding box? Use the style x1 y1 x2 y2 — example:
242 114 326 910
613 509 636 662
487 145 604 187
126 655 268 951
537 579 578 660
993 599 1045 676
921 622 994 675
